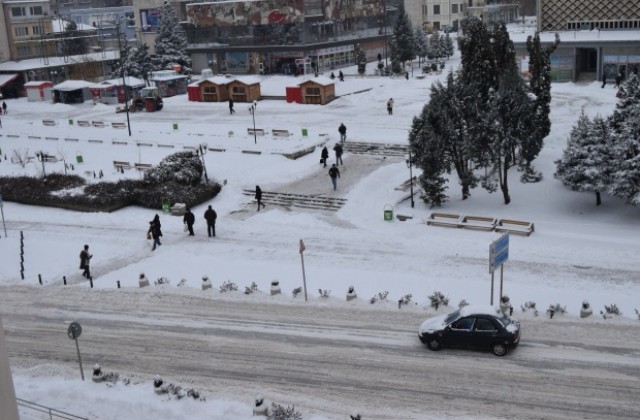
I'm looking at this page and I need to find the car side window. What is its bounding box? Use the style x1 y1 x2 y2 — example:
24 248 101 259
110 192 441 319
450 317 474 330
475 318 497 332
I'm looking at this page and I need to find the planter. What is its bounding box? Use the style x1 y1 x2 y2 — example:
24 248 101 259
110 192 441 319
270 281 281 296
202 277 212 291
139 274 149 288
580 308 593 318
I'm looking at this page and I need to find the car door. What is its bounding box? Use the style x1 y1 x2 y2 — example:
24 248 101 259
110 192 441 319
445 317 475 348
469 317 499 349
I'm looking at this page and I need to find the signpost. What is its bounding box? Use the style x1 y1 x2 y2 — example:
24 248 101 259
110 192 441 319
67 321 84 380
299 239 308 302
489 233 509 305
0 192 6 238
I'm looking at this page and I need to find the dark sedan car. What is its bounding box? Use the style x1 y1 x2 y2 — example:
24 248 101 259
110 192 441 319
418 305 520 356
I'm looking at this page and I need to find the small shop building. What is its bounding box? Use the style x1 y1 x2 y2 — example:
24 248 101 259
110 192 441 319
91 77 146 104
52 80 98 104
297 77 336 105
227 77 261 103
187 77 231 102
24 81 54 102
150 70 189 97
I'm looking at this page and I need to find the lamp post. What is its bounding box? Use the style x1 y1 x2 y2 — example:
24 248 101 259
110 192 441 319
407 151 415 208
248 100 258 144
198 142 209 184
115 19 132 136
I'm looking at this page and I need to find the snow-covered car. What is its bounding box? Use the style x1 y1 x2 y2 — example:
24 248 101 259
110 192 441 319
418 305 520 356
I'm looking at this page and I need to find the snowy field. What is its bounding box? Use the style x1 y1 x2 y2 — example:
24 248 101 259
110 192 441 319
1 46 640 419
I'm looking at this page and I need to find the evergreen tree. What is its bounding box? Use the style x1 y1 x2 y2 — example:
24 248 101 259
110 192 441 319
608 74 640 204
389 38 402 74
357 48 367 75
62 21 87 56
414 26 428 67
526 31 560 168
390 3 415 71
153 2 192 72
458 17 497 99
555 113 614 206
443 33 454 59
112 30 131 78
127 43 153 84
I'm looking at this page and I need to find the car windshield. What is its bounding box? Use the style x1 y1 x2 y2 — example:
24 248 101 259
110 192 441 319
444 309 462 324
494 312 512 328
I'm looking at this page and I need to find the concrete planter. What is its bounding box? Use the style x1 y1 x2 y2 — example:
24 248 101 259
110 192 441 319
270 281 281 296
139 274 150 288
202 277 212 290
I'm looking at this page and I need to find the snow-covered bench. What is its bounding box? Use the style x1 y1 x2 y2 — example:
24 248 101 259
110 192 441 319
495 219 535 236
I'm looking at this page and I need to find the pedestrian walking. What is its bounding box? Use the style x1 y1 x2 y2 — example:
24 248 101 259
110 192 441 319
148 214 162 251
183 207 195 236
328 164 340 190
1 101 6 115
228 98 235 114
203 205 217 237
321 146 329 167
614 73 622 88
601 73 606 88
333 143 343 165
387 98 394 115
255 185 266 211
339 71 344 81
79 244 92 279
338 123 347 143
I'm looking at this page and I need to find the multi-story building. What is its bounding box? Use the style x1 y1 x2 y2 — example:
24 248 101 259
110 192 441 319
2 0 56 61
537 0 640 32
422 1 519 33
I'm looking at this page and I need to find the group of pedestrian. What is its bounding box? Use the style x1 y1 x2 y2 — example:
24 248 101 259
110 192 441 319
182 205 218 237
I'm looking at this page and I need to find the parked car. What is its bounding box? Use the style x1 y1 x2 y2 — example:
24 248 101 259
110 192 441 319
418 305 520 356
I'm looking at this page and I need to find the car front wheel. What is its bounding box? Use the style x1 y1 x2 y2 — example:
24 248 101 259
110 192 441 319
426 337 442 351
491 343 507 356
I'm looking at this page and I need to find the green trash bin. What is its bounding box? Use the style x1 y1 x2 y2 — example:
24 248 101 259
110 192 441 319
302 128 308 137
68 118 74 125
384 204 394 221
161 197 171 214
76 155 84 164
172 123 179 130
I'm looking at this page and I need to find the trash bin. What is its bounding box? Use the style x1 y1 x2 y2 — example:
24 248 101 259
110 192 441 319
68 118 74 125
76 155 84 164
172 123 178 130
302 128 308 137
161 197 171 214
384 204 394 221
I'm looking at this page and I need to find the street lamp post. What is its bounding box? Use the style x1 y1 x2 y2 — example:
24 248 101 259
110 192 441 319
199 142 209 184
407 151 415 208
248 100 258 144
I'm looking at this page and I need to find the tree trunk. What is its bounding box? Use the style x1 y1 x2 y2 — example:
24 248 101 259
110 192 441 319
500 159 511 205
595 191 601 206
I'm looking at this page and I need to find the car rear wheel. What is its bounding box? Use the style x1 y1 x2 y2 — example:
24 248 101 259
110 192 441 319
426 338 442 351
491 343 507 356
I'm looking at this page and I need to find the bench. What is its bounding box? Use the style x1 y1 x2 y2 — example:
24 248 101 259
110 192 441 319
77 120 91 127
92 121 106 128
113 161 131 170
495 219 535 236
459 215 497 231
427 212 463 228
112 122 127 129
134 163 153 171
247 128 266 136
40 153 58 163
272 129 291 137
42 120 57 126
396 214 413 221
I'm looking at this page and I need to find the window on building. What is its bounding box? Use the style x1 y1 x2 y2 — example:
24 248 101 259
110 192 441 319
452 4 459 14
11 7 26 17
232 86 245 94
15 27 29 37
434 5 440 15
306 87 320 95
32 25 42 35
17 46 31 57
30 6 43 16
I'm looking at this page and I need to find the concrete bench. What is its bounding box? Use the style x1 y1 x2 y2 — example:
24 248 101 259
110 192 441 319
92 121 106 128
42 120 57 126
112 122 127 129
427 212 463 228
459 215 497 231
495 219 535 236
396 214 413 221
248 128 266 136
40 153 58 163
134 163 153 171
272 129 291 137
113 160 131 170
77 120 91 127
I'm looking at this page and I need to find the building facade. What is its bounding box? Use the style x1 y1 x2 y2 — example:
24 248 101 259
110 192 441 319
423 1 519 32
537 0 640 32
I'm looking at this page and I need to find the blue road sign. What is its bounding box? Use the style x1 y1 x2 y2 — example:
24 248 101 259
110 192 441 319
489 233 509 273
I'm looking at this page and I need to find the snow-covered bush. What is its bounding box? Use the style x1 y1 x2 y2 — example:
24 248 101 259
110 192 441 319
369 291 389 304
177 279 187 287
154 277 170 286
244 282 259 294
270 403 302 420
546 303 566 318
318 289 331 298
635 308 639 320
601 304 622 319
428 291 449 308
219 281 238 293
458 299 469 308
292 287 302 298
144 151 203 186
521 301 538 317
398 294 412 308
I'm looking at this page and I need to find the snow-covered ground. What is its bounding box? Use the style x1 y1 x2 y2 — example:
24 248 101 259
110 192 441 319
1 44 639 419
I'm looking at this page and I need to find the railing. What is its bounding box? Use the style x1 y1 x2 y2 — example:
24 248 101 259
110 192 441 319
16 398 88 420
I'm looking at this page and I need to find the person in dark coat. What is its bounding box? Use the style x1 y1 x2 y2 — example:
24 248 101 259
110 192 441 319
228 98 235 114
328 164 340 190
79 244 92 278
333 143 343 165
148 214 162 250
183 207 195 236
614 73 622 88
601 73 606 88
339 70 344 81
203 205 217 237
255 185 266 211
338 123 347 143
1 101 6 115
321 146 329 167
387 98 394 115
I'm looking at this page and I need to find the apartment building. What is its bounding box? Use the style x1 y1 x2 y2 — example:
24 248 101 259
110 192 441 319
423 1 519 32
2 0 56 61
